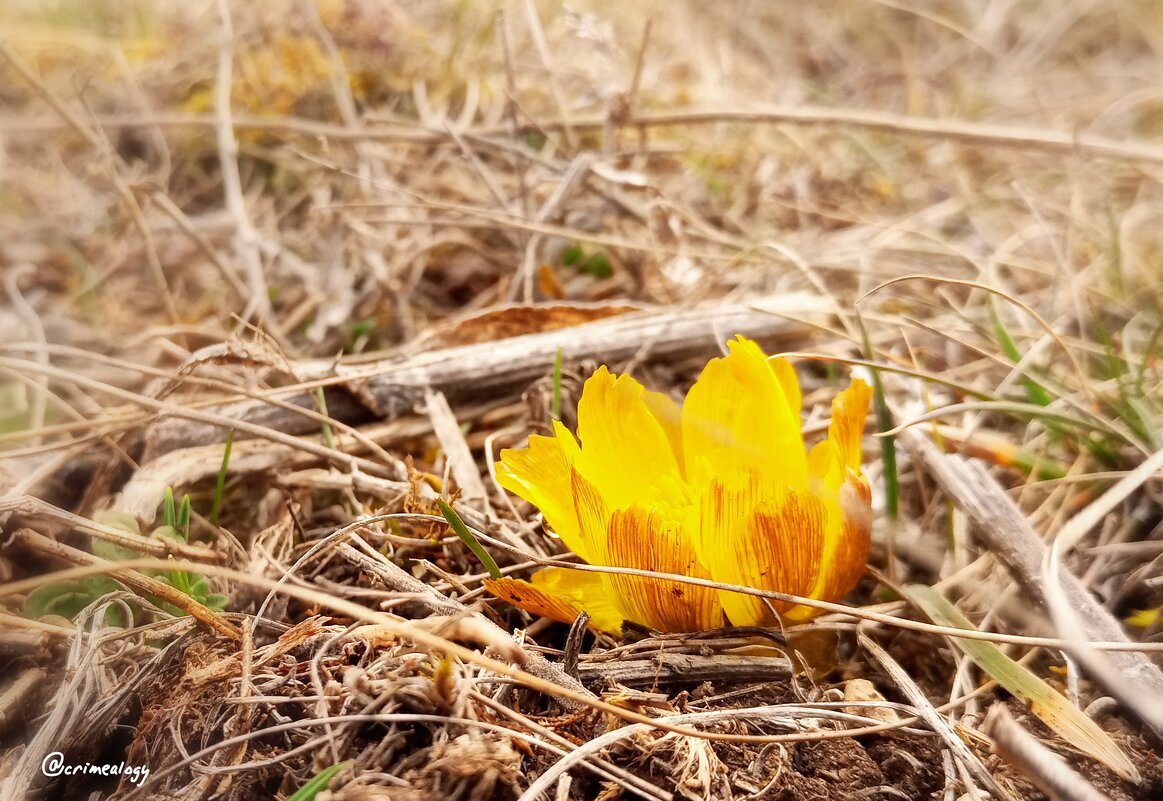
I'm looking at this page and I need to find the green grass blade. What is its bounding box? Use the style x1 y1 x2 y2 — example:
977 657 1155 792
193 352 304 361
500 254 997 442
551 346 563 420
990 300 1053 407
858 316 898 519
288 760 351 801
437 499 502 579
163 487 177 529
177 494 191 539
906 584 1139 782
210 429 235 526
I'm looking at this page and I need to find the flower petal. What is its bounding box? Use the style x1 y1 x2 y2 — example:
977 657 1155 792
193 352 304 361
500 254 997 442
827 475 873 600
497 430 588 560
571 467 610 549
599 506 723 633
485 570 624 635
829 378 872 474
641 389 684 475
575 366 685 510
769 355 803 421
682 337 807 491
697 479 828 625
803 439 872 610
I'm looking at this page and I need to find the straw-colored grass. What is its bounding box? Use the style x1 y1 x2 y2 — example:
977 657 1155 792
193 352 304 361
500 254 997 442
1 2 1161 799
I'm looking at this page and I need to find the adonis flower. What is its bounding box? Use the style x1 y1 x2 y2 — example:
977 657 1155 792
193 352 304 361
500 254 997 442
485 335 873 635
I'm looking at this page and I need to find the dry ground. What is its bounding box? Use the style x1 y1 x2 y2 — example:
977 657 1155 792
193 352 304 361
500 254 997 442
1 1 1162 799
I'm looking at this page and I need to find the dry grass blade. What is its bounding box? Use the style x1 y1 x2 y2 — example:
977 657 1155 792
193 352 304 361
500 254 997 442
424 388 488 503
987 704 1118 801
903 428 1163 727
5 2 1163 798
858 631 1016 801
907 584 1139 782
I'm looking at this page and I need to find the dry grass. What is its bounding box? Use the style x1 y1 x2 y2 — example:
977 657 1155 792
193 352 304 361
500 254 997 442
1 1 1162 799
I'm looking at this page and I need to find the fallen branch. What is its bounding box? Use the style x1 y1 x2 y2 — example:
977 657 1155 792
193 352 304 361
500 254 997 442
137 294 830 462
577 652 791 686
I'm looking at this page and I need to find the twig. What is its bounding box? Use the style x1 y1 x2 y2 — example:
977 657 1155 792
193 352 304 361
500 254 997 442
576 652 791 686
214 0 269 320
0 668 47 739
12 105 1163 164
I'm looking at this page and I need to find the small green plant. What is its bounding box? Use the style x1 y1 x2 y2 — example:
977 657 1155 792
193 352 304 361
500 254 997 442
154 488 228 616
24 577 125 624
209 429 234 527
562 243 613 278
22 488 227 626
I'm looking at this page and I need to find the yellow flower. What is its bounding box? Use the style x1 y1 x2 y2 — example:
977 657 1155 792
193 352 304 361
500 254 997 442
485 335 873 635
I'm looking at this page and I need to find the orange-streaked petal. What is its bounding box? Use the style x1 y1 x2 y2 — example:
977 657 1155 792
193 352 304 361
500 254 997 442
485 570 624 635
571 467 610 550
803 440 872 609
575 366 685 510
682 336 807 491
599 506 723 633
825 475 873 601
497 432 586 560
829 378 872 474
698 481 828 626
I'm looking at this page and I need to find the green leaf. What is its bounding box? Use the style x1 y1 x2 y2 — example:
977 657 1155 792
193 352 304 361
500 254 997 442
177 494 191 537
990 301 1053 408
25 577 124 622
437 499 502 579
858 316 898 519
93 511 146 562
150 526 223 610
98 510 142 535
349 318 375 340
288 760 351 801
906 584 1139 782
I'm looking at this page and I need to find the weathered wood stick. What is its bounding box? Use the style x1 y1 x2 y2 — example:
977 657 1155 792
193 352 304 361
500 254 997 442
577 652 792 686
138 294 831 462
